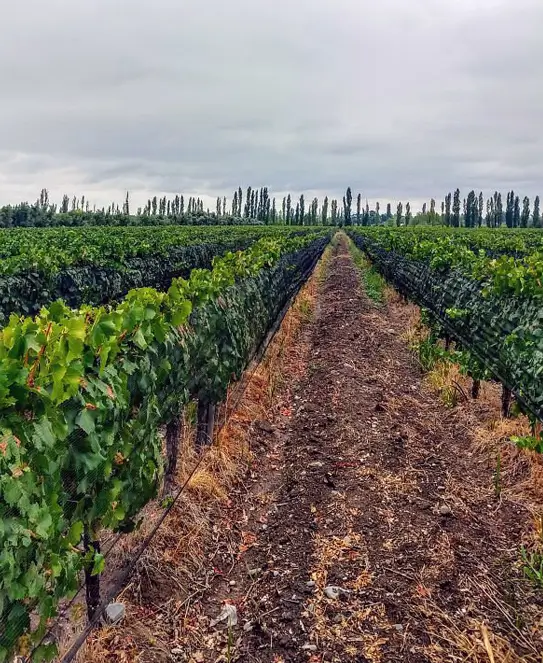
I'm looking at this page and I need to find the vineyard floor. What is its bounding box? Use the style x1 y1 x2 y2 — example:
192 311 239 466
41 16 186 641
88 237 543 662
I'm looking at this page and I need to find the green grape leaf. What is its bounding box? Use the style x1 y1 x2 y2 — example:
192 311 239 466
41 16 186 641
76 408 96 435
91 552 105 577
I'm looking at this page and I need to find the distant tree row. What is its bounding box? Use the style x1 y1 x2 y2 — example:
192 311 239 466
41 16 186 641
0 187 542 228
417 189 541 228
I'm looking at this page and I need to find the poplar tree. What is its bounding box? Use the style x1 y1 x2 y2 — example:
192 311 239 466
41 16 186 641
506 191 514 227
497 192 503 227
445 193 452 226
396 202 403 227
249 189 257 219
452 189 461 227
310 197 318 224
282 197 286 222
521 196 530 228
356 193 362 223
256 188 262 219
263 188 270 221
286 194 292 224
344 187 352 225
322 196 329 225
244 187 252 218
405 202 412 225
465 190 476 227
533 196 541 227
386 203 392 219
375 201 380 223
478 192 484 227
299 194 305 225
331 199 338 223
514 196 521 227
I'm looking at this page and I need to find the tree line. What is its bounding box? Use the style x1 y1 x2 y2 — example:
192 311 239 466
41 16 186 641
438 189 541 228
0 187 541 228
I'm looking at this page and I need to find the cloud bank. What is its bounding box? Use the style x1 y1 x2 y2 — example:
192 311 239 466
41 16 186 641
1 0 541 210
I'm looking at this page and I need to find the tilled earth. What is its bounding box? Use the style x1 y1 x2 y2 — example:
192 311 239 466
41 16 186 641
178 237 543 663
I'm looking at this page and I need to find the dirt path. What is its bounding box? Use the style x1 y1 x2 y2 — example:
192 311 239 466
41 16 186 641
180 236 542 663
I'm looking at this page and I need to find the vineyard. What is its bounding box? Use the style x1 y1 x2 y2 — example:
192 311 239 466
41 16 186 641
1 223 542 662
0 225 311 322
347 226 543 426
0 225 330 661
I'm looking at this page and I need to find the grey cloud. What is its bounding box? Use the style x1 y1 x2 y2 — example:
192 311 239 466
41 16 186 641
1 0 542 211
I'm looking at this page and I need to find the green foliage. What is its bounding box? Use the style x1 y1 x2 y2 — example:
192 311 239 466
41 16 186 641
0 229 330 658
346 226 543 424
520 546 543 588
511 434 543 454
465 190 477 228
0 226 316 323
416 334 448 372
346 237 385 304
405 202 412 226
0 225 306 278
347 225 543 297
396 202 403 227
533 196 541 228
452 189 461 227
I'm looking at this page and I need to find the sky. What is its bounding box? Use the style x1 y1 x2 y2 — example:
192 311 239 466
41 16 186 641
0 0 542 212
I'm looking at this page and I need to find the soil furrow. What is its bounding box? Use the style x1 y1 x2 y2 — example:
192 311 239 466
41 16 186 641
178 236 542 663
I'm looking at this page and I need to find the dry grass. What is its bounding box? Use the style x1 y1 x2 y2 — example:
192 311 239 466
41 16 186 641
421 604 536 663
400 301 543 503
384 284 403 305
73 250 327 662
400 305 425 346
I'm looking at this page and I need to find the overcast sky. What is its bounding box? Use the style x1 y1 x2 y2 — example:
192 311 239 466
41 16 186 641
1 0 541 211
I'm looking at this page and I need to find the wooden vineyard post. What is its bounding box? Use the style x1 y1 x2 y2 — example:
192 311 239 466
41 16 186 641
83 527 101 622
163 413 183 496
471 379 480 399
196 400 216 449
501 386 512 418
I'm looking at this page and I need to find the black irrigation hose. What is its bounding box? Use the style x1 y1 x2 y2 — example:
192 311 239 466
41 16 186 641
31 239 327 663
